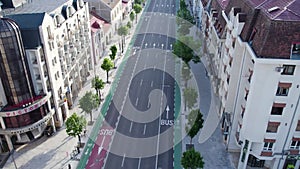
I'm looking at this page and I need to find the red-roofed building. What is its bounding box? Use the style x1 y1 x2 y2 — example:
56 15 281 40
90 12 112 65
201 0 300 168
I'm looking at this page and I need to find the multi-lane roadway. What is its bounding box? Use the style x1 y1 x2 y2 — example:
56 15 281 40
84 0 179 168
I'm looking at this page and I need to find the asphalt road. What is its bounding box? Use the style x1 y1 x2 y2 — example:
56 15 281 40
85 0 178 168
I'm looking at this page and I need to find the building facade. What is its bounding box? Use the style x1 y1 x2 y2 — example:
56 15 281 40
0 0 93 151
201 0 300 168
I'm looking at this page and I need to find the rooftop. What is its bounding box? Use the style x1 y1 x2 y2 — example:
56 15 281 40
249 0 300 21
2 0 71 15
102 0 120 9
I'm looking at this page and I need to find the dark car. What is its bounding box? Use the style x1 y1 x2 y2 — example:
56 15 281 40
44 126 54 137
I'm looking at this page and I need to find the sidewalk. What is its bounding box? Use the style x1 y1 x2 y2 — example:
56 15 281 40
2 8 141 169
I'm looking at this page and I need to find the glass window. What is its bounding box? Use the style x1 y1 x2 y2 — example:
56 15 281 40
266 122 280 133
290 141 300 149
281 65 295 75
271 107 283 115
276 87 289 96
263 142 274 151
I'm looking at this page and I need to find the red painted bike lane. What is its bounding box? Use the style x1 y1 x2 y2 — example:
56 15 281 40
85 124 114 169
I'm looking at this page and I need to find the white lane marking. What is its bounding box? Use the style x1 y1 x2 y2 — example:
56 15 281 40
153 65 156 71
129 121 133 133
145 43 148 48
147 99 150 108
138 157 142 169
135 97 139 106
140 79 143 86
121 154 126 167
151 81 153 87
155 43 167 169
98 146 103 155
153 43 156 47
143 124 147 135
166 105 170 119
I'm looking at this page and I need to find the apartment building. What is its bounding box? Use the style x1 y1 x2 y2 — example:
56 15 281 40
85 0 123 39
201 0 300 168
90 12 112 65
0 0 92 151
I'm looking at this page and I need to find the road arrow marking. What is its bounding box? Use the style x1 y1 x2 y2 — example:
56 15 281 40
166 105 170 119
98 146 103 155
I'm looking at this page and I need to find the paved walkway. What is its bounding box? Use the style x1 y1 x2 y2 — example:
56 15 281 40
2 9 140 169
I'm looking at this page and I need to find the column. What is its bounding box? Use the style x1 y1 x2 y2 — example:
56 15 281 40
5 135 13 151
0 117 6 129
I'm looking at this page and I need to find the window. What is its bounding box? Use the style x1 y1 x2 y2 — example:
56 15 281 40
263 142 274 151
232 38 236 48
296 120 300 131
266 122 280 133
276 86 290 96
292 43 300 54
229 56 233 66
271 103 286 115
248 69 253 83
290 140 300 149
227 75 230 84
271 107 283 115
244 89 249 100
281 65 295 75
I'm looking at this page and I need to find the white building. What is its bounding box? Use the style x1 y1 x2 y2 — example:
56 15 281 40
201 0 300 168
0 0 93 150
85 0 123 39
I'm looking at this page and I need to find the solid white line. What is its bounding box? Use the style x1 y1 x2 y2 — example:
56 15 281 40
143 124 147 135
138 157 142 169
148 100 150 108
135 97 139 106
100 136 106 147
140 79 143 86
121 154 126 167
129 121 133 133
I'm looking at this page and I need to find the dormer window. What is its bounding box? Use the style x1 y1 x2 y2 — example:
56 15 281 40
291 42 300 59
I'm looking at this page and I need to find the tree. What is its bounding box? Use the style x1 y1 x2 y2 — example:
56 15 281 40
79 91 99 124
117 26 129 53
181 148 204 169
133 4 142 23
101 58 114 83
127 21 132 29
109 45 117 68
130 11 135 24
182 64 192 88
66 113 87 152
92 76 105 103
173 36 201 64
183 88 198 111
173 39 193 64
187 109 204 143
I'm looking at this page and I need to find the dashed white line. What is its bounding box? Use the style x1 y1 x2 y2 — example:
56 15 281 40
138 157 142 169
129 121 133 133
140 79 143 86
151 81 153 87
121 154 126 167
135 97 139 106
143 124 147 135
